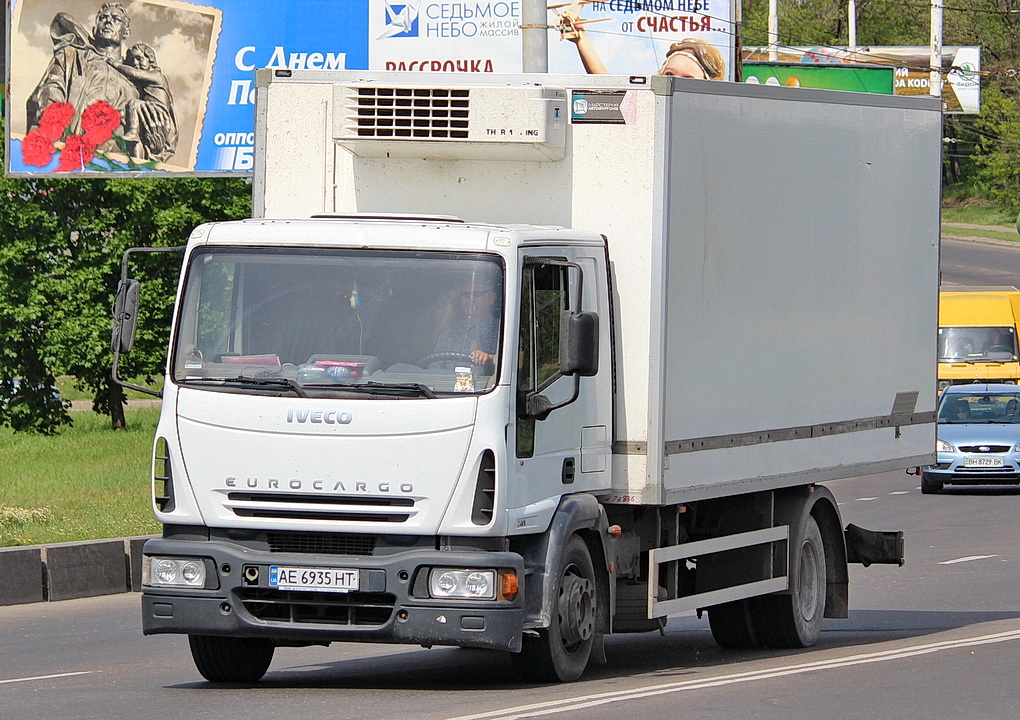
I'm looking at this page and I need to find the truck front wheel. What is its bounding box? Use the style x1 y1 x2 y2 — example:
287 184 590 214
188 634 275 683
513 535 596 682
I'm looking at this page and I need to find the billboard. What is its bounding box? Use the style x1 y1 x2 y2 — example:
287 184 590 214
370 0 524 73
8 0 373 175
742 61 893 95
6 0 735 176
546 0 736 80
742 45 981 114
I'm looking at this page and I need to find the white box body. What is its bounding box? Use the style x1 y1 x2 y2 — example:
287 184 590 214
253 70 941 505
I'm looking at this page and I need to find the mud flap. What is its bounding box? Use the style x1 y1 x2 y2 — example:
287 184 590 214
844 524 904 567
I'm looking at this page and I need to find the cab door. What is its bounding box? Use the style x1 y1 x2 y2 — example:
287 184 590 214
509 248 612 523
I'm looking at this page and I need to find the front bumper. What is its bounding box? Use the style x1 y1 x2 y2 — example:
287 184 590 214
922 454 1020 486
141 536 525 652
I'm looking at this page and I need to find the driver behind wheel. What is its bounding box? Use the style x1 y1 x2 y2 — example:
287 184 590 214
431 275 501 370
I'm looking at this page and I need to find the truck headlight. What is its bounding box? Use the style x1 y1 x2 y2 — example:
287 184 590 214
144 556 209 588
936 439 954 452
429 568 495 599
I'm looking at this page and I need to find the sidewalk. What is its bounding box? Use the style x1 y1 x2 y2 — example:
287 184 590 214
942 222 1019 248
943 221 1017 234
68 398 161 411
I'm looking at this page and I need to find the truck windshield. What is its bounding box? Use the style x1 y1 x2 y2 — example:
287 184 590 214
172 248 504 396
937 326 1019 363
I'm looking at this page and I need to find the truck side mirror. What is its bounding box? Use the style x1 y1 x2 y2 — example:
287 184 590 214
523 311 600 421
560 311 599 376
111 279 140 354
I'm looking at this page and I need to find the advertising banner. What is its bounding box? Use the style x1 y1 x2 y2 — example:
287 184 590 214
7 0 371 175
742 61 893 94
6 0 735 177
369 0 523 74
546 0 735 80
742 45 981 114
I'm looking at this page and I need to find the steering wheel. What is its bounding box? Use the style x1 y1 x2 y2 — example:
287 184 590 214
419 351 474 366
986 345 1011 353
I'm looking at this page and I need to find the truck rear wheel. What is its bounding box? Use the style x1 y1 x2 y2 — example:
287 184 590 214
754 515 826 648
708 599 763 649
920 473 943 494
188 634 275 683
512 535 596 682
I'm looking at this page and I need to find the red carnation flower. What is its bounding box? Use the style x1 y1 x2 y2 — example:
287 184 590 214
81 101 121 146
55 135 96 172
37 102 75 142
21 129 57 167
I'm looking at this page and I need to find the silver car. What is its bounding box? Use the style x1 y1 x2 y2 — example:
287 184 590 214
921 383 1020 494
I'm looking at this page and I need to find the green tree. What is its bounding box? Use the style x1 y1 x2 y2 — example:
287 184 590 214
0 115 251 432
973 79 1020 211
740 0 1020 196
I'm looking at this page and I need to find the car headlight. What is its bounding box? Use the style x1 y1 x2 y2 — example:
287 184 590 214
936 439 954 452
143 556 210 588
428 568 496 599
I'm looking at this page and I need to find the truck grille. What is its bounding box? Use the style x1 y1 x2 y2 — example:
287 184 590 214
226 492 416 523
240 588 394 626
266 531 376 556
346 87 470 139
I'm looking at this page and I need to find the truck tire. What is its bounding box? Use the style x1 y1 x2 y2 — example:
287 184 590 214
512 535 596 682
188 634 275 683
708 599 763 649
754 515 826 648
920 473 943 495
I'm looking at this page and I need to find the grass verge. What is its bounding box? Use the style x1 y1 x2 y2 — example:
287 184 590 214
941 204 1018 227
941 225 1020 243
0 408 161 547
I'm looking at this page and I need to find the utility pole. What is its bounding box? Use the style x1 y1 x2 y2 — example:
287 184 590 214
929 0 944 96
768 0 779 61
522 0 549 72
848 0 857 55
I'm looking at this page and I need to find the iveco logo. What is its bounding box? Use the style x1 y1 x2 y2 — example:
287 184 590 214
286 408 352 424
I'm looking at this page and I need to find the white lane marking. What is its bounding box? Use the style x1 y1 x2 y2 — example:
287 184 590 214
889 491 910 495
0 671 92 685
939 555 1000 565
446 628 1020 720
855 497 878 502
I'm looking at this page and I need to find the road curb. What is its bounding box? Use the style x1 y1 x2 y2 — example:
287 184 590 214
942 233 1020 249
0 536 154 607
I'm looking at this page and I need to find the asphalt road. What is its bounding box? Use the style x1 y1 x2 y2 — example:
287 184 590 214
941 236 1020 287
2 470 1019 720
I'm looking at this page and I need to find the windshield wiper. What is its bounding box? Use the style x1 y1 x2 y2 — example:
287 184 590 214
302 381 437 398
183 376 306 397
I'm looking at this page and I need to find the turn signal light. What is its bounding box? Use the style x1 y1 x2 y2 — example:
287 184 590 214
500 571 518 600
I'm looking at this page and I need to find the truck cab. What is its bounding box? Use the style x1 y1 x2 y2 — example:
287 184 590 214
137 215 615 671
938 287 1020 391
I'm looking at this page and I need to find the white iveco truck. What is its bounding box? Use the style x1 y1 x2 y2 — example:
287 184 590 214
112 71 942 683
